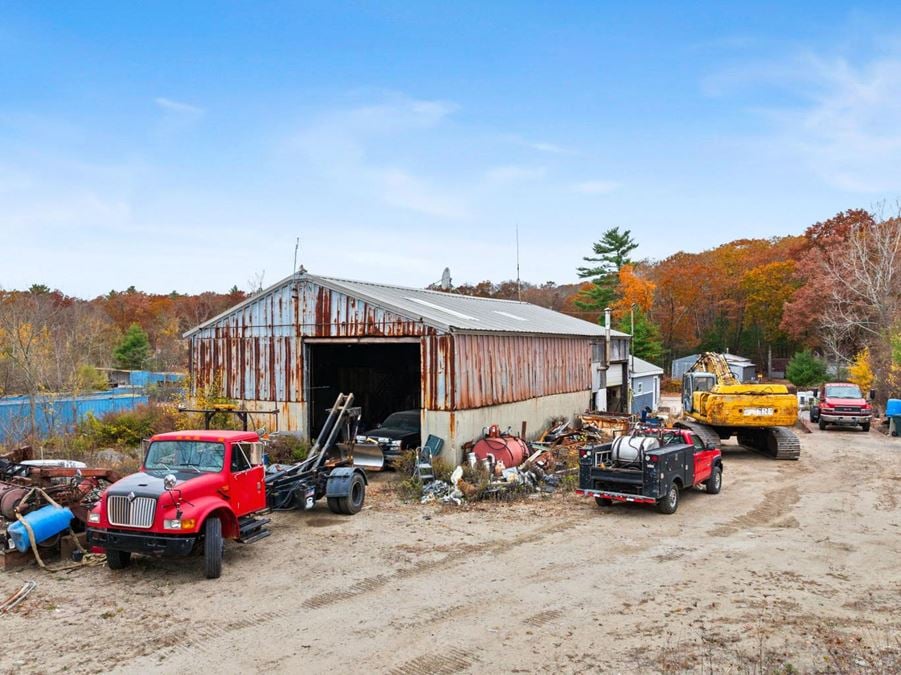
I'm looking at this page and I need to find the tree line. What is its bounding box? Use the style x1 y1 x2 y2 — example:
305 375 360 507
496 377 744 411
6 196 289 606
2 205 899 404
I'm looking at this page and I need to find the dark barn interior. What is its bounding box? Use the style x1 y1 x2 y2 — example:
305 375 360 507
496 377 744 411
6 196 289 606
307 342 421 436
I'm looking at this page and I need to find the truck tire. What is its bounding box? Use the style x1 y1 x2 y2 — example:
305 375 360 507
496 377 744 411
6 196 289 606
705 466 722 494
818 419 827 430
809 407 819 423
336 473 366 515
861 422 870 432
326 497 345 515
204 517 223 579
656 483 680 514
595 496 613 507
106 549 131 570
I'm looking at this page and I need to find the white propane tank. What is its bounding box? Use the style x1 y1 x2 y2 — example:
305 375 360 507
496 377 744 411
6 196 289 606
611 435 660 464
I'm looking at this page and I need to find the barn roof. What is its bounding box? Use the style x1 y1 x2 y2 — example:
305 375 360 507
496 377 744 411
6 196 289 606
185 272 628 339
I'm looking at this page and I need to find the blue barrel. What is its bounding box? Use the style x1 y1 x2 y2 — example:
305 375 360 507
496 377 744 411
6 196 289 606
886 399 901 417
8 505 74 553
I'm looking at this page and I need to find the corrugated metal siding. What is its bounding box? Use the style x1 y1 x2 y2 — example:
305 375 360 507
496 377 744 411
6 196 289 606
191 280 437 403
421 335 454 411
0 391 149 442
453 334 591 409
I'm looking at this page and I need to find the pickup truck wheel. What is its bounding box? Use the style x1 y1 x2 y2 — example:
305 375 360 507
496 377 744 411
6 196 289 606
705 466 722 494
818 419 827 431
861 422 870 432
656 484 680 514
326 497 345 515
337 473 366 515
203 517 223 579
809 407 820 423
595 496 613 507
106 549 131 570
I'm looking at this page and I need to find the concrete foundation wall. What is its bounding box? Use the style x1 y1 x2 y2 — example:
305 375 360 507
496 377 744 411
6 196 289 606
423 390 590 464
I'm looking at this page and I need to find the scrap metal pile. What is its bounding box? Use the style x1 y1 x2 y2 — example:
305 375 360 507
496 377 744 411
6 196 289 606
416 412 632 505
0 446 120 560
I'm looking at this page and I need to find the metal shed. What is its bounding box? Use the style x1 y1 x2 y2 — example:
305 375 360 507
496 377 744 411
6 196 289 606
671 353 757 383
630 356 664 414
185 272 624 461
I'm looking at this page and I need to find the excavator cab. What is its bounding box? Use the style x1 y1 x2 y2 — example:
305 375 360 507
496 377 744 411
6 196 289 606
682 372 716 414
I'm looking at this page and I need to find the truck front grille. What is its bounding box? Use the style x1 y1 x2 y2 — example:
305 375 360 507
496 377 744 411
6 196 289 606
107 495 156 528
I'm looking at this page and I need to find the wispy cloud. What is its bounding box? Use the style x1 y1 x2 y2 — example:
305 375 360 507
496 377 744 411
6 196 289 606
571 179 621 194
484 165 547 184
504 134 574 155
706 47 901 192
291 94 468 219
155 97 204 116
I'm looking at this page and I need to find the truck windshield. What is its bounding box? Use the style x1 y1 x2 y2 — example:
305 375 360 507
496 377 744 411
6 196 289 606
145 441 225 473
824 385 862 399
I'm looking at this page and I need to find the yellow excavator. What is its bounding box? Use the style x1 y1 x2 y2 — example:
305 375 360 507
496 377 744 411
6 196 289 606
677 352 800 460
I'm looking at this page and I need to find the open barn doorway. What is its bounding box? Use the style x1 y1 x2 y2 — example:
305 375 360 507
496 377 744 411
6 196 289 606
307 341 421 440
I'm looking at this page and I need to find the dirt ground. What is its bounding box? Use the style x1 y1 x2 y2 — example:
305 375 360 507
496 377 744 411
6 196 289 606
3 422 900 674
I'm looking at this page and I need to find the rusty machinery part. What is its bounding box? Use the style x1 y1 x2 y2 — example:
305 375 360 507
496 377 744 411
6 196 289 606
0 580 37 613
0 445 34 464
0 486 30 520
0 468 120 522
10 486 101 572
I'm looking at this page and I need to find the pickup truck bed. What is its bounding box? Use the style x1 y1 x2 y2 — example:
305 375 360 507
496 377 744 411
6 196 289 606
576 432 722 514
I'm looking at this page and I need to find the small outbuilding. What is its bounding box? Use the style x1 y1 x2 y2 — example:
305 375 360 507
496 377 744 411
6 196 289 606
185 272 628 461
629 356 664 414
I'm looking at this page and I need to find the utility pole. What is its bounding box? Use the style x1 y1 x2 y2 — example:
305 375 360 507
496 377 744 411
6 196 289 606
515 224 522 302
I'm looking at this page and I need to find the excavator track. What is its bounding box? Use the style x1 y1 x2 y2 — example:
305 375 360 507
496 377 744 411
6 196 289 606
676 420 801 460
674 420 723 449
736 427 801 460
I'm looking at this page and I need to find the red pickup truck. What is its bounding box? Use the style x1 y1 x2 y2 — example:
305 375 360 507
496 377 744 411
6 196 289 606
809 382 874 432
576 427 723 514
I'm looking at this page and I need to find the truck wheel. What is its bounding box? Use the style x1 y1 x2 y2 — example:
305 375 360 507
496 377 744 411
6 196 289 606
656 484 680 514
818 419 827 431
705 466 722 494
337 473 366 515
861 422 870 432
595 496 613 507
809 407 819 423
326 497 344 515
106 549 131 570
204 517 223 579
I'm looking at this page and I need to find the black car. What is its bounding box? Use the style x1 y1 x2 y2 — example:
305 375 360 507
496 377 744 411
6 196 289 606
358 410 421 461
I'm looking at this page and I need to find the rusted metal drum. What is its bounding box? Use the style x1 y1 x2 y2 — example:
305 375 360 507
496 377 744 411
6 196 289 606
472 433 530 468
1 487 29 520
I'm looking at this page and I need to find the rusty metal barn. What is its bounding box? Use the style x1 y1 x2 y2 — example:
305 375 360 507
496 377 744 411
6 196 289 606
185 273 629 461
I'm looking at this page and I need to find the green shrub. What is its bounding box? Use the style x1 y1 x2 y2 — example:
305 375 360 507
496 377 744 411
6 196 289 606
78 403 179 448
786 350 828 387
396 476 423 502
267 434 310 464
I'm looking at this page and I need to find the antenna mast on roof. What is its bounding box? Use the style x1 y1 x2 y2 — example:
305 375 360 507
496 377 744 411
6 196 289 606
515 224 522 302
293 236 300 276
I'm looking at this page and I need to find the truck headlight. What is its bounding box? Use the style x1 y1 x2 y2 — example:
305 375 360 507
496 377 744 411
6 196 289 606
88 512 100 524
163 518 195 530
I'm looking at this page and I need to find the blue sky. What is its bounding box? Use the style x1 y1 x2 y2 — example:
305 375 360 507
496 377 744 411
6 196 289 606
2 2 900 296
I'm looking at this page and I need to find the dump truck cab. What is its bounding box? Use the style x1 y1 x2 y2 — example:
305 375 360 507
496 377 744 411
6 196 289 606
576 428 723 514
86 430 270 578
